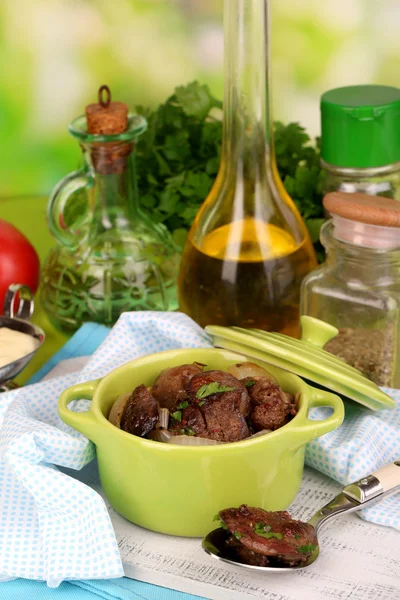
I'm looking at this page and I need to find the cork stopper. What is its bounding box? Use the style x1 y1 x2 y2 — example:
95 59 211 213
85 85 132 175
86 85 128 135
324 192 400 228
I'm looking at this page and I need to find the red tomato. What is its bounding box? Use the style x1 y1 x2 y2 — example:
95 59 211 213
0 219 40 314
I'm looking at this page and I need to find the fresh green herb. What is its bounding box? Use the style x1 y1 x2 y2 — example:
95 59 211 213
273 121 325 261
253 523 283 540
298 544 317 554
136 82 325 260
198 400 206 407
171 410 182 422
213 514 227 530
196 382 236 399
181 427 195 436
177 401 189 410
294 534 301 540
233 531 244 540
244 379 256 388
135 82 222 250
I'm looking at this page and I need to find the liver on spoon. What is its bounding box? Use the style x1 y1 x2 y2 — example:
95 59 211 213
203 461 400 572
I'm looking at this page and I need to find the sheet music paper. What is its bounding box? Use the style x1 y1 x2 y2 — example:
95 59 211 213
70 463 400 600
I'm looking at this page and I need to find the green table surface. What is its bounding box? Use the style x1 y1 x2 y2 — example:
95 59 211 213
0 196 70 384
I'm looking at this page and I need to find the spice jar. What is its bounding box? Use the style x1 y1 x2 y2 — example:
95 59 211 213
300 192 400 388
321 85 400 200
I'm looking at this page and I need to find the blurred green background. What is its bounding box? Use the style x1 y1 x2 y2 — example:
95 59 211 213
0 0 399 198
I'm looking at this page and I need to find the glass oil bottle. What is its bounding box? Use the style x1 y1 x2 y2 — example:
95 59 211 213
178 0 317 336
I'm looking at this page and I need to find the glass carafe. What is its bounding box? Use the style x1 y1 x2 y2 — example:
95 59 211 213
41 114 179 334
178 0 317 337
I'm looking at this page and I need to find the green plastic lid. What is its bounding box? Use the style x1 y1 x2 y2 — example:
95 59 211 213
205 316 395 411
321 85 400 168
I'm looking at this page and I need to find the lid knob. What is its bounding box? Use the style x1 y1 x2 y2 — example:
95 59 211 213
300 316 338 348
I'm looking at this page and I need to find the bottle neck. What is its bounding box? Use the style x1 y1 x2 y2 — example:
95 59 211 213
221 0 271 178
321 159 400 198
321 159 400 179
83 142 139 233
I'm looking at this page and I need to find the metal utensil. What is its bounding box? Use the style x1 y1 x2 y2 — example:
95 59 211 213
0 284 45 388
203 460 400 572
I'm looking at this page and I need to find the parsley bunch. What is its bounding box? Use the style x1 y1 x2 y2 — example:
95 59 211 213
135 82 325 258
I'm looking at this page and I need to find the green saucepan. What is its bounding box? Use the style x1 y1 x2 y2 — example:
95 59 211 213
58 348 344 537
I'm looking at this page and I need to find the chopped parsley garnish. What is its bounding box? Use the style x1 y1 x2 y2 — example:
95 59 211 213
213 514 220 522
177 401 189 410
294 534 301 540
244 379 256 388
233 531 244 540
171 410 182 422
298 544 316 554
181 427 195 436
196 382 235 399
253 522 283 540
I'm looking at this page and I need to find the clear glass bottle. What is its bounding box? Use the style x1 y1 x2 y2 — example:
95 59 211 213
321 85 400 201
41 113 180 334
301 192 400 388
178 0 317 337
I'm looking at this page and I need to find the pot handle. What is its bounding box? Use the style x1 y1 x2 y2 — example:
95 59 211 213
292 389 344 449
58 379 101 441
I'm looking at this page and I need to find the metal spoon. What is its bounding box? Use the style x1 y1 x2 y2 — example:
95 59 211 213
203 460 400 572
0 284 45 390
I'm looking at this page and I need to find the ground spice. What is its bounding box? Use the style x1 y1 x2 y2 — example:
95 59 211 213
324 327 395 387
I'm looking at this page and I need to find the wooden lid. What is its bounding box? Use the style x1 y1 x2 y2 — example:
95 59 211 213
85 85 128 135
324 192 400 227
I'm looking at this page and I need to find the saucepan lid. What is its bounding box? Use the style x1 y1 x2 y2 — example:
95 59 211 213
205 316 394 411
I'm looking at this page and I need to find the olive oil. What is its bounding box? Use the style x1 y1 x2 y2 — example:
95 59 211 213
178 0 317 335
179 218 315 336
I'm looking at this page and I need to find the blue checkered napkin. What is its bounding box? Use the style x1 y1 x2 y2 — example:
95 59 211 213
0 312 211 587
305 388 400 530
0 310 399 589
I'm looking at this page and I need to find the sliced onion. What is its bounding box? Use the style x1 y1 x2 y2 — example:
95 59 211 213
227 361 277 384
167 430 271 445
247 429 271 439
148 428 174 443
283 391 294 411
150 429 271 445
167 435 223 446
108 392 131 428
158 407 170 429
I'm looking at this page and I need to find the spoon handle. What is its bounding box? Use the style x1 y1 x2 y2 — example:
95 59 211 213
308 460 400 532
343 460 400 502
